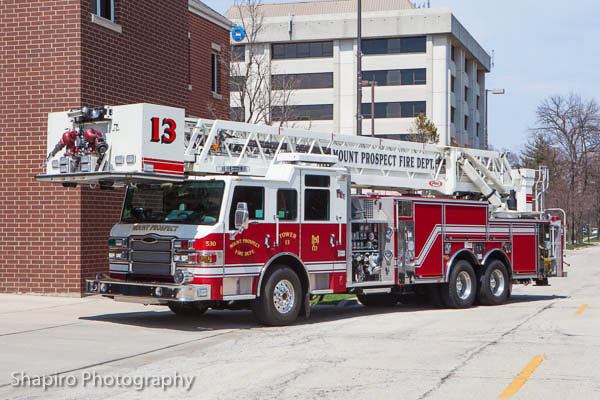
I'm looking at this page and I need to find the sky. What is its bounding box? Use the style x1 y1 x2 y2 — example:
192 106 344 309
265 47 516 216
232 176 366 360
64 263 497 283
203 0 600 153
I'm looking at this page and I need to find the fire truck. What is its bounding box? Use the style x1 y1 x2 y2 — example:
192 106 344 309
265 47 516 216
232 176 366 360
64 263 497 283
36 103 566 326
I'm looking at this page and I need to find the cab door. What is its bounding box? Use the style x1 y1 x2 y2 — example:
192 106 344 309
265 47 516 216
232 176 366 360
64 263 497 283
224 184 276 277
274 183 301 257
300 171 347 279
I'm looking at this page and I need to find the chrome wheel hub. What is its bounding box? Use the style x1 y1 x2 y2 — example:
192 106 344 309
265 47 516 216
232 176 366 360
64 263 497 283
273 279 295 314
490 269 505 297
456 271 472 300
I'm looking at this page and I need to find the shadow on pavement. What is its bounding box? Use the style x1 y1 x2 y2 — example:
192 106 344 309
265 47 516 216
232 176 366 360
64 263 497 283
79 302 435 332
79 293 567 332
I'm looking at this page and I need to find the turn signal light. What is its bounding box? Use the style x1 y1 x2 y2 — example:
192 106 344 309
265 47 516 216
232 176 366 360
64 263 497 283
108 238 125 247
174 239 195 250
198 254 216 263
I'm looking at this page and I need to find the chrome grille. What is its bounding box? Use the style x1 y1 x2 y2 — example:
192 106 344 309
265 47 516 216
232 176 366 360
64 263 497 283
130 237 172 276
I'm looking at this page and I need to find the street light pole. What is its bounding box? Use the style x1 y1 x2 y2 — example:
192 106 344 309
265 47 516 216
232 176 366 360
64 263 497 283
484 88 505 149
356 0 362 137
362 79 376 136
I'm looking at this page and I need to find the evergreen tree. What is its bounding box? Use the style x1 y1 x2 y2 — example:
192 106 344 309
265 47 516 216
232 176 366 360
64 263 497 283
407 113 439 144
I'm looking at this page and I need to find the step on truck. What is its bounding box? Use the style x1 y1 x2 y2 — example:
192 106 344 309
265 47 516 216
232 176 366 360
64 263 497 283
36 103 566 325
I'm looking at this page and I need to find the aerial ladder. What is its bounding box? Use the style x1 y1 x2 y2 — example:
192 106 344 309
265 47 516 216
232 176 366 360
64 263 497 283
36 103 546 214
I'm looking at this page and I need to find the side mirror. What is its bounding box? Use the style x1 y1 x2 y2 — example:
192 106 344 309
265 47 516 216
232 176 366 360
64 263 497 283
234 202 249 231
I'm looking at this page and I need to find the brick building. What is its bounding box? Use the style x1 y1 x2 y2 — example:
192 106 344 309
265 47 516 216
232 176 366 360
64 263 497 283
0 0 232 294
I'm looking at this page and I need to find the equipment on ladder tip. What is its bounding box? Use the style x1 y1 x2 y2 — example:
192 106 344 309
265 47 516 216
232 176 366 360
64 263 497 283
41 108 108 169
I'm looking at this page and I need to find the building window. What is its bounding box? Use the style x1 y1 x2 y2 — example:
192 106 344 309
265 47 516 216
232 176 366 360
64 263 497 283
91 0 113 21
232 45 245 62
211 53 219 94
361 101 426 119
464 57 469 73
230 76 245 92
230 107 244 122
476 122 480 137
464 115 469 131
271 104 333 121
271 72 333 90
451 45 455 61
362 36 426 55
362 68 426 86
451 76 455 92
272 41 333 59
464 86 469 102
451 107 456 123
476 95 480 110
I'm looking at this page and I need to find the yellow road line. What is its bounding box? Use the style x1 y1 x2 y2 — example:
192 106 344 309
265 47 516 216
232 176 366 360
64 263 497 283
575 304 588 315
498 355 545 399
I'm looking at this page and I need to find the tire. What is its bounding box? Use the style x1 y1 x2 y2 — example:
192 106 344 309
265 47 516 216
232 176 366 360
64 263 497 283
477 260 509 305
357 293 398 307
440 260 477 308
253 265 302 326
167 302 208 317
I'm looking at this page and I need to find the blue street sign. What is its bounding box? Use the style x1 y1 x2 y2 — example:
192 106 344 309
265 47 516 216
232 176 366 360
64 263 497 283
232 26 246 41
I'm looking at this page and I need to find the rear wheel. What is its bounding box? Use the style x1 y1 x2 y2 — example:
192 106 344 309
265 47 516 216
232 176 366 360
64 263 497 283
440 260 477 308
357 293 398 307
167 302 208 317
478 260 509 305
253 265 302 326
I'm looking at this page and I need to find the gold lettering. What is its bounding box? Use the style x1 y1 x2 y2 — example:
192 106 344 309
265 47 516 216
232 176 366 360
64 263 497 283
131 225 177 232
311 235 319 252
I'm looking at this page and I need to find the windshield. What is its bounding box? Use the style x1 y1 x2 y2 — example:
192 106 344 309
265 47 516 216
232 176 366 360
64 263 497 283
121 181 225 225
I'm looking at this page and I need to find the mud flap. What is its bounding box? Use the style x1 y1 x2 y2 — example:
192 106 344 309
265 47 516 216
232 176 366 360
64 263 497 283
299 291 311 319
535 278 550 286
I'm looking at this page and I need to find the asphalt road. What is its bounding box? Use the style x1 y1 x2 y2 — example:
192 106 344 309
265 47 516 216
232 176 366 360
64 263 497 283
1 245 599 399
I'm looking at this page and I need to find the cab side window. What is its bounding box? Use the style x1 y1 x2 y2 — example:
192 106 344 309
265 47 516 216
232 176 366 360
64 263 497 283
304 174 330 221
229 186 264 229
277 189 297 221
305 189 329 220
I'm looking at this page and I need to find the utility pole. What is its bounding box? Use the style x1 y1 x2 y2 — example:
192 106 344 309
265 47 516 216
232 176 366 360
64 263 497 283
356 0 362 136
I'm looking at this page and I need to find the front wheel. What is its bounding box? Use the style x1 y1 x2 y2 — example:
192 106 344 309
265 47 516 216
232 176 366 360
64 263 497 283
253 266 302 326
440 260 477 308
478 260 509 305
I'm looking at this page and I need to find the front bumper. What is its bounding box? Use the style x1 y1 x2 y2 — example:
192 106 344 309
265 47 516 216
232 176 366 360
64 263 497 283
86 279 211 305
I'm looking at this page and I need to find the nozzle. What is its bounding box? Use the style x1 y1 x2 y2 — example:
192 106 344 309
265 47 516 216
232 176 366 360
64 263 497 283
40 142 65 168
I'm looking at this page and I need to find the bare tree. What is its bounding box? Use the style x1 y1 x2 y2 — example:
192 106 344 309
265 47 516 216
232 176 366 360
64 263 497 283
227 0 298 126
529 93 600 243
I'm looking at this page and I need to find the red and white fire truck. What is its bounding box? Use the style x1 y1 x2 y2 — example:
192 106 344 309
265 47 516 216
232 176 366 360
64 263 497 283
36 104 566 326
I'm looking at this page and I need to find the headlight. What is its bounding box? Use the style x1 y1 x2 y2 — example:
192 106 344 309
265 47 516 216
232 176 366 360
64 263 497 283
108 251 127 260
174 254 189 262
